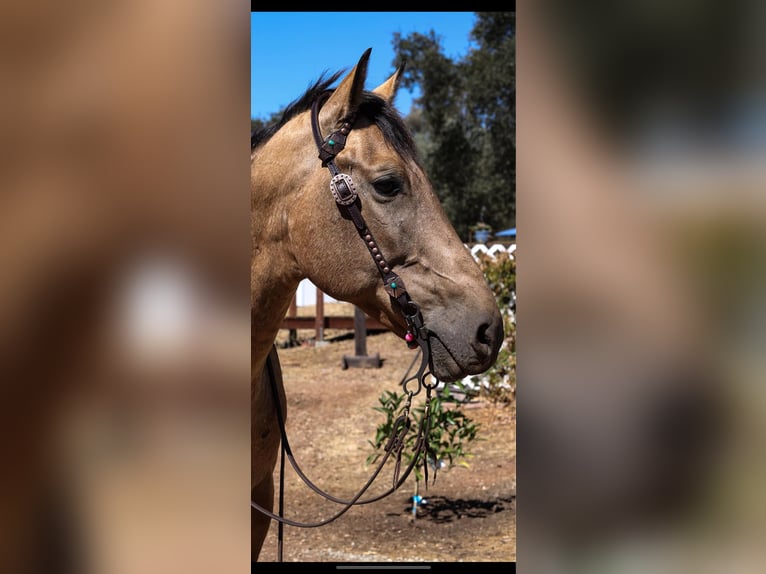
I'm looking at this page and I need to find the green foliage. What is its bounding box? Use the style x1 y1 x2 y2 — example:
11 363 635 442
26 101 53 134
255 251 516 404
367 384 482 484
393 12 515 241
471 251 516 404
477 250 516 311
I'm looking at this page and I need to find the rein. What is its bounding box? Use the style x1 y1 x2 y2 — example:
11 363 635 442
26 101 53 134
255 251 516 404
251 92 440 555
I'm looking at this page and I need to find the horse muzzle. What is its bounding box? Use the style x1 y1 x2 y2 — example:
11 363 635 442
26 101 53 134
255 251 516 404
426 308 504 382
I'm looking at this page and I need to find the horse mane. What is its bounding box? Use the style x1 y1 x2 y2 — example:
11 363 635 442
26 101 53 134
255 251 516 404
251 70 344 151
251 70 418 163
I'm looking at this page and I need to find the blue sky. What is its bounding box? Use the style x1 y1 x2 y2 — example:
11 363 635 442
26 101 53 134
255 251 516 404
251 12 478 120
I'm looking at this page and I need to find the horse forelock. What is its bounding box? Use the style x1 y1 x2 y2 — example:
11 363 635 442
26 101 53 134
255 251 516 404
357 92 419 164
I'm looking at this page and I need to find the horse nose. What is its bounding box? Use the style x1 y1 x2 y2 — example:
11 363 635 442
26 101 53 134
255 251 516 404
474 312 504 367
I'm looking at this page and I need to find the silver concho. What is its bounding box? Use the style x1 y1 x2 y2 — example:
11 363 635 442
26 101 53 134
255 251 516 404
329 173 357 206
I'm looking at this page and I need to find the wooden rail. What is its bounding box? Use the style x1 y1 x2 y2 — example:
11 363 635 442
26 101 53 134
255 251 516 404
280 285 387 342
281 315 387 331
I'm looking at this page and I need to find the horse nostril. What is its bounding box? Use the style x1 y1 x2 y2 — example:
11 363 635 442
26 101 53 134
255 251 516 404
478 323 493 346
476 317 503 359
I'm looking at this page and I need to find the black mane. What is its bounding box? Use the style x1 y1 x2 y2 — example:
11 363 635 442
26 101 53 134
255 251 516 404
251 71 418 162
251 70 343 151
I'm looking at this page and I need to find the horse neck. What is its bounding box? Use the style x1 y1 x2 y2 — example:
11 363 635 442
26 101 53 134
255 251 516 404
251 127 315 369
251 233 301 366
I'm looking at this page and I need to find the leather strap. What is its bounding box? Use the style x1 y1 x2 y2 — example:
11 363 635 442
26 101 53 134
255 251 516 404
310 94 427 350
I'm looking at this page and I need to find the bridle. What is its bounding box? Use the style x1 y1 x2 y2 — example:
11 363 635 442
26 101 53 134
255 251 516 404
310 91 431 368
251 91 440 559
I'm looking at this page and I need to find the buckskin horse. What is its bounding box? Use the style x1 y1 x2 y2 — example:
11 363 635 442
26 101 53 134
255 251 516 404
250 49 503 560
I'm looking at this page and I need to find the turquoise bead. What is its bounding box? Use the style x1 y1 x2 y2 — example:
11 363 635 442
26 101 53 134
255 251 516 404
328 139 335 146
391 282 397 289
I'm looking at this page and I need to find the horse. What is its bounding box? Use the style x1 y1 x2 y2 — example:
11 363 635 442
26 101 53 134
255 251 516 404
251 48 504 561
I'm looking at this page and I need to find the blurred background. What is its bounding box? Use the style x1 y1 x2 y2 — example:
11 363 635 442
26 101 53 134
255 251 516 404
0 1 249 572
518 0 766 572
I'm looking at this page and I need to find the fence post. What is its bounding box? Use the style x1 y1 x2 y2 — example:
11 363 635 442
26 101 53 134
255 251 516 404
287 294 298 346
342 306 382 369
315 286 324 342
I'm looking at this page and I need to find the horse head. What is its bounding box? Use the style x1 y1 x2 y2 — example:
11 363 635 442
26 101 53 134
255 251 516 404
251 49 503 381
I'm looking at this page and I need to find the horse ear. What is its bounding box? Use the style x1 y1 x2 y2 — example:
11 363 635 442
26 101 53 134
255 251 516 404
372 62 405 105
320 48 371 131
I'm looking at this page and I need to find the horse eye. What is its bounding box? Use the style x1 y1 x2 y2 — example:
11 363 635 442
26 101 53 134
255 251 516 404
372 178 402 198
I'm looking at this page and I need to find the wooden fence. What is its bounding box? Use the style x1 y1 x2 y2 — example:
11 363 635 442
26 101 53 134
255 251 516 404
281 285 386 342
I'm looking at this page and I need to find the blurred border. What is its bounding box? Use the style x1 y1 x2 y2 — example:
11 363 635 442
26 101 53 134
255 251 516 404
518 0 766 572
0 2 251 572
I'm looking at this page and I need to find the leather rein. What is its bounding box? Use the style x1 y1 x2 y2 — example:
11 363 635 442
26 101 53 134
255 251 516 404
251 92 440 539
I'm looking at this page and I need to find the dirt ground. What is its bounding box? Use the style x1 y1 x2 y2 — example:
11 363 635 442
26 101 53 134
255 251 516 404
259 308 516 563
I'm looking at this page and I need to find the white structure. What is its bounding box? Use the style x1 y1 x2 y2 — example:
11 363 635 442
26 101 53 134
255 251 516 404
294 279 338 307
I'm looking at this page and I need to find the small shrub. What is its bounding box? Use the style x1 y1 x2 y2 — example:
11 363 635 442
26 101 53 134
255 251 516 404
367 384 481 485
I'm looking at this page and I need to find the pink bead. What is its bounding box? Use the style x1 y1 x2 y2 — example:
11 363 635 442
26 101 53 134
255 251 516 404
405 332 414 343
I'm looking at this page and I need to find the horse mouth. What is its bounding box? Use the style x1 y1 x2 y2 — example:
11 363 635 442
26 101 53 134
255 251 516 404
428 332 491 382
